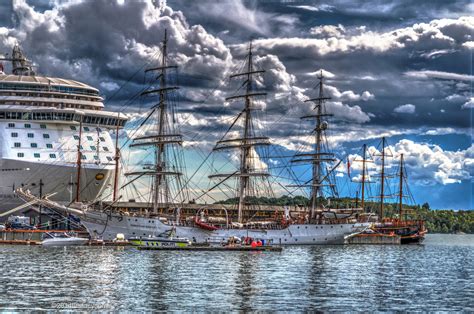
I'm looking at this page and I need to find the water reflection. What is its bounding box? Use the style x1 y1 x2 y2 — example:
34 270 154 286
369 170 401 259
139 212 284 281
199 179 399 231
0 234 472 311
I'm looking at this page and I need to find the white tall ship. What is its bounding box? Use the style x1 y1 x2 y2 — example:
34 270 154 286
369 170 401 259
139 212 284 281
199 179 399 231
0 45 127 215
17 32 369 244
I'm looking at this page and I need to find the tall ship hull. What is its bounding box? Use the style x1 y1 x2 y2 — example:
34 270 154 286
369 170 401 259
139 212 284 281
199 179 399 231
79 211 367 244
11 193 369 244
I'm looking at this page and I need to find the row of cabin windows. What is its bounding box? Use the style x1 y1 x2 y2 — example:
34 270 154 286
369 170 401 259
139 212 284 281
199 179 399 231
13 141 109 152
0 111 125 127
17 152 56 158
0 101 99 111
16 152 113 161
70 126 103 132
73 135 106 143
8 122 47 129
11 132 50 139
0 91 100 102
0 82 99 96
13 142 53 149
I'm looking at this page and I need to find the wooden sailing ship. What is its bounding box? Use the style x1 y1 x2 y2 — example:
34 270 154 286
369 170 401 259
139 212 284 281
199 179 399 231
355 138 427 244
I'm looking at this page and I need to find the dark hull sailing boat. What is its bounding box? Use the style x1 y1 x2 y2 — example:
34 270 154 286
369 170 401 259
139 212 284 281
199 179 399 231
374 149 426 243
357 139 427 244
16 32 369 244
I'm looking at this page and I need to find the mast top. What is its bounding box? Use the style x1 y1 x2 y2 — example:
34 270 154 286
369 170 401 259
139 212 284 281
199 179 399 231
0 44 36 76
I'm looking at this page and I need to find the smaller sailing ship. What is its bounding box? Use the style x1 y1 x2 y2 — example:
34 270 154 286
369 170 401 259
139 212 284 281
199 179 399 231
355 138 427 244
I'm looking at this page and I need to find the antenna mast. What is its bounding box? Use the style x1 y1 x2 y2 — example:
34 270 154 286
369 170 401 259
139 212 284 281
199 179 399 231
398 153 404 220
379 137 386 219
361 144 367 210
0 44 36 76
112 114 121 202
75 118 83 202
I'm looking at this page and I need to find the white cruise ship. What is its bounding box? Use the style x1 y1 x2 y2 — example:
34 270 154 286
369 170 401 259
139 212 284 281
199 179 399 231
0 45 127 214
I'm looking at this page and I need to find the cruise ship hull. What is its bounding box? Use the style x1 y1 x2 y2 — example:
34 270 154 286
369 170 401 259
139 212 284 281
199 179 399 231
0 159 113 215
75 210 369 245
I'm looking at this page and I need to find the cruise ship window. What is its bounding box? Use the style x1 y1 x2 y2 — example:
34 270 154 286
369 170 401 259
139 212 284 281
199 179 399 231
40 124 46 129
28 133 34 138
99 137 105 142
34 153 40 158
87 136 93 141
31 143 37 148
49 153 56 159
93 155 99 160
46 144 53 149
14 142 21 148
11 132 18 137
24 124 31 128
90 146 96 151
84 127 90 131
81 155 87 160
8 123 15 128
43 134 50 139
73 135 80 140
17 153 24 158
103 147 109 151
70 126 76 131
106 156 113 161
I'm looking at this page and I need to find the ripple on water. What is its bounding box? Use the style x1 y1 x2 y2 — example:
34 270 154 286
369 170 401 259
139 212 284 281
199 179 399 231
0 234 472 311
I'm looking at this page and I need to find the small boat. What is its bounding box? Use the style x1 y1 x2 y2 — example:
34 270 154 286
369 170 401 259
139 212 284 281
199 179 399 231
129 228 192 248
41 232 89 246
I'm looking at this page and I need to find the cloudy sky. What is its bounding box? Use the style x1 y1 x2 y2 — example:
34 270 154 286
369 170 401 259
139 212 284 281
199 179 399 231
0 0 472 209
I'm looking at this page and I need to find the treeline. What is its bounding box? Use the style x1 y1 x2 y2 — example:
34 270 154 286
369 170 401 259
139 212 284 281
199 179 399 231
215 196 474 234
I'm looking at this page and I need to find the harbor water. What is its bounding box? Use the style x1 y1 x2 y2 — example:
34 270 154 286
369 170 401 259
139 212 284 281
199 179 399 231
0 234 472 311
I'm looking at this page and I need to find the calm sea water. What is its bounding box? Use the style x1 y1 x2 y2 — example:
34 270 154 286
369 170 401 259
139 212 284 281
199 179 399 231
0 234 472 311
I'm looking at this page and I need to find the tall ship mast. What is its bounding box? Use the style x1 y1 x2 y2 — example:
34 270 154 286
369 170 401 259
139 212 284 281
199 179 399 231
209 42 271 224
125 29 187 212
290 71 337 219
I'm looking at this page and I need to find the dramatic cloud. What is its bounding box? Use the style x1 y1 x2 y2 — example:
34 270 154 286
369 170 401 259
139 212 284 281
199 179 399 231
0 0 471 208
389 140 473 185
245 16 474 57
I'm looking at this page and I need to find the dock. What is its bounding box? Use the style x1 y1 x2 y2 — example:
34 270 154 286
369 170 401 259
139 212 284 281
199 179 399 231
137 245 283 252
0 229 131 246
